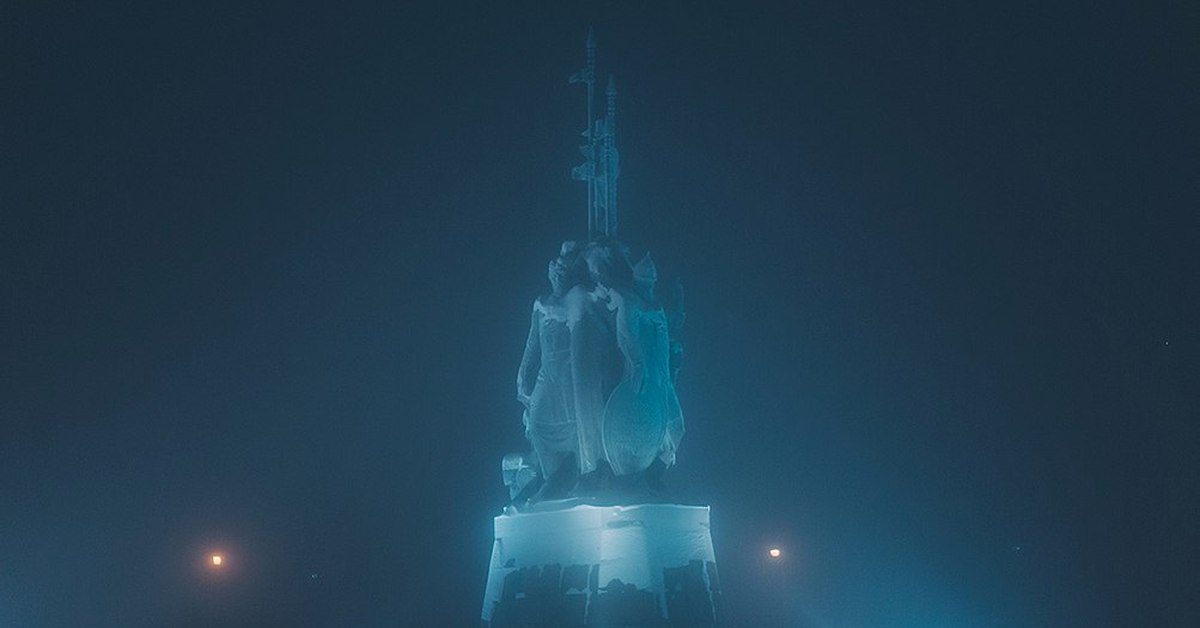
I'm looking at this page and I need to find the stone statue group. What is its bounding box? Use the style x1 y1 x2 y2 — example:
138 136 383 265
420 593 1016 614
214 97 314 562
513 238 685 504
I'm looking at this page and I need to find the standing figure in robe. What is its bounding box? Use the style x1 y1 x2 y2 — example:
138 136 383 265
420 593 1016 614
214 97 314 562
516 244 584 499
569 239 627 479
602 253 685 477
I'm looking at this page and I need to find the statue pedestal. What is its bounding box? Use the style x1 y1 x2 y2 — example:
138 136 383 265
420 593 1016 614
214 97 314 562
480 503 721 627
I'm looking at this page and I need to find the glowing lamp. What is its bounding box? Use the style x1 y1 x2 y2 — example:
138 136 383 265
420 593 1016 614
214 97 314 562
768 548 782 559
211 554 223 566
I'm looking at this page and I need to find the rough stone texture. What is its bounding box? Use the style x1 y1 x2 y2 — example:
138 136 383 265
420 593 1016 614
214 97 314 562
481 504 720 627
486 561 720 627
663 560 718 625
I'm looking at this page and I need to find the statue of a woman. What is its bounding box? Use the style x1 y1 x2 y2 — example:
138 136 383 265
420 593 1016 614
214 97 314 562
517 248 582 497
568 240 626 478
602 253 684 476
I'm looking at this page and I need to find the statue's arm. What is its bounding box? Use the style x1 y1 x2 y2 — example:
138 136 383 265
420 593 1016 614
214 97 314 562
612 293 645 389
516 304 542 407
666 280 686 384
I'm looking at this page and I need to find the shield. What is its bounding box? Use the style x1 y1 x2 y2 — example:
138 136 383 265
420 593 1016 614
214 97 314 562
601 377 668 476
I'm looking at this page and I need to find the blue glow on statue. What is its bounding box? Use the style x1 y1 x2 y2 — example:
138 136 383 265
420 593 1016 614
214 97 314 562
514 238 685 504
484 31 717 628
603 251 684 475
507 30 685 507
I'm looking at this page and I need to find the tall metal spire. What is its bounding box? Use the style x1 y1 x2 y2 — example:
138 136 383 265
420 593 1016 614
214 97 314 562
569 28 620 242
605 74 619 237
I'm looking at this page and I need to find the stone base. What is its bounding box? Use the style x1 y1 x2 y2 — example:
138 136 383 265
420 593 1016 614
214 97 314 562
480 503 721 627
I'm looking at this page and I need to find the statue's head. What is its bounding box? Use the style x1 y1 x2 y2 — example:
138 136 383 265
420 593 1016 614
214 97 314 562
583 245 606 284
633 252 657 298
547 258 568 293
584 238 632 288
548 241 583 294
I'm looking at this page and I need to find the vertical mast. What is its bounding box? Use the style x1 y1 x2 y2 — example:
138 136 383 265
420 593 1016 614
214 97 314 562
570 28 598 240
584 29 596 238
605 74 619 237
570 28 619 242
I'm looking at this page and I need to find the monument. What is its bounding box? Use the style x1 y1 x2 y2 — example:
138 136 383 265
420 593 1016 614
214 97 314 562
481 31 722 627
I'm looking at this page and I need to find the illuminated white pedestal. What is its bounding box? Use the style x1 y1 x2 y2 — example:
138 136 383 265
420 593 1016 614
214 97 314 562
481 503 721 627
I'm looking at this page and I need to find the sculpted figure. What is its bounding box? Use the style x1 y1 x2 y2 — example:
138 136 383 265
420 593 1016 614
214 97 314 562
513 238 685 503
517 243 584 498
568 240 627 477
602 253 684 476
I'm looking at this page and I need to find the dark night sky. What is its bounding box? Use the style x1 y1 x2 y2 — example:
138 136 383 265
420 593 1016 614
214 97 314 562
2 2 1196 626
